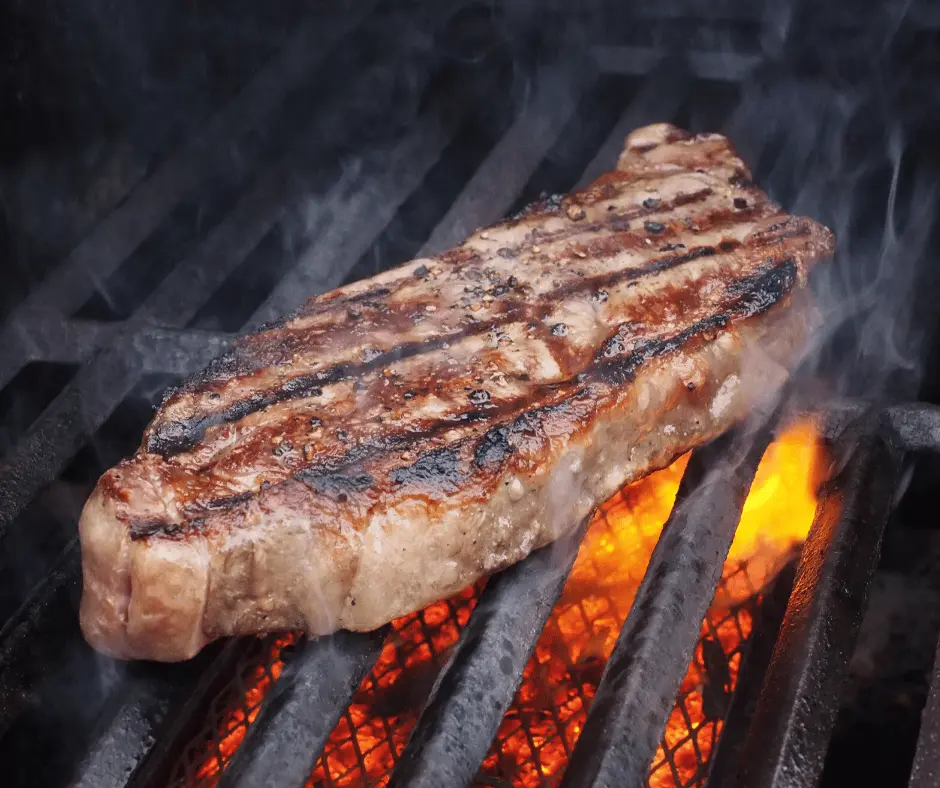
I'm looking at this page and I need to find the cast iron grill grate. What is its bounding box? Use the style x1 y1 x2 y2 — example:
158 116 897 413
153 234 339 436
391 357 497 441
1 4 939 788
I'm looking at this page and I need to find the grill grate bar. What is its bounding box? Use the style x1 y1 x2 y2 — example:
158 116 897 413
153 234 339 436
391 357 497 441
384 521 586 788
417 63 591 258
591 46 760 82
249 104 465 329
71 640 245 788
1 4 375 331
559 427 771 788
908 625 940 788
217 629 387 788
573 71 685 190
703 561 797 787
727 420 904 788
823 401 940 455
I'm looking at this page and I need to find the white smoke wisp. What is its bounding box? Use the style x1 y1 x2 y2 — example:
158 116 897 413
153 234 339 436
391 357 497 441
718 0 940 405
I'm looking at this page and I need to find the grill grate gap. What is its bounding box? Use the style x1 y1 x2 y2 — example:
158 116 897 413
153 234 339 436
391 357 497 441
670 78 741 138
187 220 301 333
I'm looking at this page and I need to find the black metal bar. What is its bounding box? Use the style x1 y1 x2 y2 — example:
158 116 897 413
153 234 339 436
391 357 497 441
216 629 387 788
0 547 84 738
126 636 281 788
70 641 243 788
559 428 771 788
908 628 940 788
704 559 798 788
417 63 590 257
726 422 904 788
819 401 940 454
884 404 940 454
0 4 374 329
386 520 586 788
592 45 760 81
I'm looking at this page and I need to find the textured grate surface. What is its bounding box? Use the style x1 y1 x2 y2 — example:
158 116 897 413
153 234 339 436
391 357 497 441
4 5 933 787
168 587 483 788
310 586 483 788
168 634 296 788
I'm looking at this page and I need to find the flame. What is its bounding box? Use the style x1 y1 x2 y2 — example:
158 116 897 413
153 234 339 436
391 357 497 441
187 419 824 788
193 633 297 784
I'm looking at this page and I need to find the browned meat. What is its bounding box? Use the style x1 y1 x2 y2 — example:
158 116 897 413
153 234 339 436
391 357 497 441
79 123 834 661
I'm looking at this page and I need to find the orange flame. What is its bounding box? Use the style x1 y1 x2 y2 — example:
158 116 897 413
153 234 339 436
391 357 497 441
188 419 825 788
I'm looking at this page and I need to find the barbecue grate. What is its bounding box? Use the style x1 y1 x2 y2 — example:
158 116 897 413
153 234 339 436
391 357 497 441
2 4 940 788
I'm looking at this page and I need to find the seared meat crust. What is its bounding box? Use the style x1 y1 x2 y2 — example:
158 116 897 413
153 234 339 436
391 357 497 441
79 123 834 661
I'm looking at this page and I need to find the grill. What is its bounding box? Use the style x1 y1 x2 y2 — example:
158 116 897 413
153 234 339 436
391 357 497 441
3 2 940 788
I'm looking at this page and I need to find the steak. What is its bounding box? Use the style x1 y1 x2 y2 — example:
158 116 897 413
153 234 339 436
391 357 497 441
79 123 834 661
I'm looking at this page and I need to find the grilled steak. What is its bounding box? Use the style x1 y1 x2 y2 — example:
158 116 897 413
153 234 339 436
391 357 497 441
79 123 834 661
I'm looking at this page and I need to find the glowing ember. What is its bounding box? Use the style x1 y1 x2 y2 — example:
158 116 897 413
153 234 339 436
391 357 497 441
309 585 482 787
183 419 825 788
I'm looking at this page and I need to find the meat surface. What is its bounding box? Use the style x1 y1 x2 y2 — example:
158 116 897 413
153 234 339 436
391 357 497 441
79 123 834 661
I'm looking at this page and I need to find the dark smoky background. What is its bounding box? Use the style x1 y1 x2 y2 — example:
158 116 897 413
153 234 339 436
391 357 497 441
2 0 940 785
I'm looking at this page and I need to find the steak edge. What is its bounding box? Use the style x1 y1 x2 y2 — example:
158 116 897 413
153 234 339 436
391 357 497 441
79 123 834 661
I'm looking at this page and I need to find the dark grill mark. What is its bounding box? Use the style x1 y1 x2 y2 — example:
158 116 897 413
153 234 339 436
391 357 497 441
140 257 799 538
475 425 512 468
390 448 463 494
595 259 797 386
203 491 255 510
150 238 744 457
130 518 176 540
298 470 376 500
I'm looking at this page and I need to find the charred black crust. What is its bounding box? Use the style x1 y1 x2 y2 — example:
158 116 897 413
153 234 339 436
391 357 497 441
390 448 464 494
202 491 255 510
129 518 173 540
594 258 797 386
251 306 304 334
348 287 392 303
509 193 565 221
162 350 250 404
475 425 512 468
725 258 797 313
297 470 375 500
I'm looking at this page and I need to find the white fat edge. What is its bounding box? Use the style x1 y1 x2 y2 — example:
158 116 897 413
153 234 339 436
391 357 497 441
710 375 741 421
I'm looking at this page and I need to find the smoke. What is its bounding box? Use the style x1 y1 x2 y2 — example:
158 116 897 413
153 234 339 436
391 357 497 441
0 4 938 779
716 1 940 403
